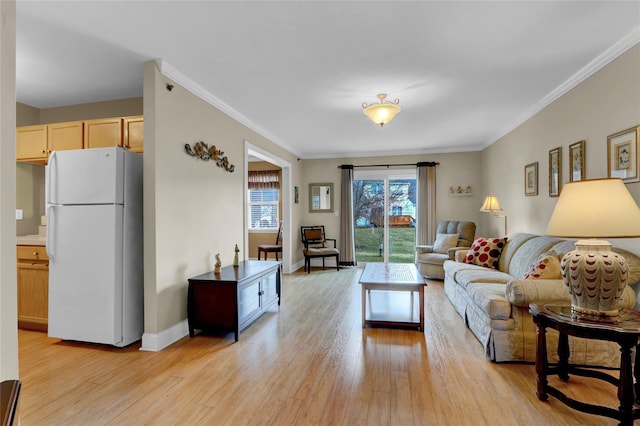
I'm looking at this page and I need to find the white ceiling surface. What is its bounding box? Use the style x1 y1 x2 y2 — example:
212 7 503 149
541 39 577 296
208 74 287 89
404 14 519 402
16 1 640 159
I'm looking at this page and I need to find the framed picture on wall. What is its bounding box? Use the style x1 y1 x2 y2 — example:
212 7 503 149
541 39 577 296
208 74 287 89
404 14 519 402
608 126 640 183
524 162 538 196
569 140 585 182
548 147 561 197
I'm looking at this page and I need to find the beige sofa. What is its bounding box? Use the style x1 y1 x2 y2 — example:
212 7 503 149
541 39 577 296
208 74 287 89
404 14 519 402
415 220 476 279
443 233 640 367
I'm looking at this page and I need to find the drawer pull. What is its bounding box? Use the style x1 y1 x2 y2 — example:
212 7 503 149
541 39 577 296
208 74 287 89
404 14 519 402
33 252 38 256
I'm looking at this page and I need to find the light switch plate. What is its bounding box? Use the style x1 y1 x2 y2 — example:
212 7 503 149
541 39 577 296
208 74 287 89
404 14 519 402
16 209 23 220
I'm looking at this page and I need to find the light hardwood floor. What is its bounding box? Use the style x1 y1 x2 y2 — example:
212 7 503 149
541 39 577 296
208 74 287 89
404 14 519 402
18 266 621 425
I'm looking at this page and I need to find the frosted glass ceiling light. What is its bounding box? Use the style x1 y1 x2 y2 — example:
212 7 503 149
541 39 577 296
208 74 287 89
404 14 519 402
362 93 401 127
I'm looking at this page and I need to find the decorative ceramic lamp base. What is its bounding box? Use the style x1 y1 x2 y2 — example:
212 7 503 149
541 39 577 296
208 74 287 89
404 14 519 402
560 240 629 317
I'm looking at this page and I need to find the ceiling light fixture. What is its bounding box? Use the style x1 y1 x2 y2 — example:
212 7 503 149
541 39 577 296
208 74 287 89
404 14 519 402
362 93 401 127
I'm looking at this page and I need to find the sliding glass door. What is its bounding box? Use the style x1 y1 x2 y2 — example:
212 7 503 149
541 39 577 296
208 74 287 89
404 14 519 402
353 169 416 263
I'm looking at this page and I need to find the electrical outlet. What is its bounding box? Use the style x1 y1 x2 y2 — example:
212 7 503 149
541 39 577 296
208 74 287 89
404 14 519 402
16 209 23 220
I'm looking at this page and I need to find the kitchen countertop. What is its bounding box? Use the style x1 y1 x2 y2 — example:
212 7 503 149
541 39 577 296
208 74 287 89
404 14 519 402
16 235 46 246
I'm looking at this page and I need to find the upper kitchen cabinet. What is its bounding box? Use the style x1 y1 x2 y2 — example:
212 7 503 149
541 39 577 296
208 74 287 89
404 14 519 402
16 121 83 163
84 118 123 149
16 125 47 162
123 116 144 153
48 121 84 152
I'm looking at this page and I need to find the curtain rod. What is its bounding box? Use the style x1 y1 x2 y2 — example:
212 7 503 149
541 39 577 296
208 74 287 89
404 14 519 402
338 162 439 169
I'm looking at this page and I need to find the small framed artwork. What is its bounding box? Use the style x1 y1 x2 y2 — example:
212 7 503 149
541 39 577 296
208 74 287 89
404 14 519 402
294 186 299 204
569 140 585 182
608 126 640 183
524 162 538 196
548 147 561 197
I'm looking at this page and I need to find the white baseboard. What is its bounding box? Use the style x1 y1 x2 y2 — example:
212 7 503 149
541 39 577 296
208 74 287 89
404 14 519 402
140 319 189 352
291 259 305 272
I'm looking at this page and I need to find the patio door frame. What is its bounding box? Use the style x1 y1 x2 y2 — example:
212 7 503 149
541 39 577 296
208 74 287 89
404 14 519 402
354 168 416 263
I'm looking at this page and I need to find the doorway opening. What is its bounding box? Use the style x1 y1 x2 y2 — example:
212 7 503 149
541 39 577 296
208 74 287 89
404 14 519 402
244 142 292 273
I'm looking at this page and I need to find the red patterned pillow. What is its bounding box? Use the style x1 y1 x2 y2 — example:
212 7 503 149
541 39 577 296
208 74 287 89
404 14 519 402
463 237 507 270
523 250 561 279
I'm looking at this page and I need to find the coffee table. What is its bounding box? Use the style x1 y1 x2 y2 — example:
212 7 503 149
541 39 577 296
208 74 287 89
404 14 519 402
359 263 427 331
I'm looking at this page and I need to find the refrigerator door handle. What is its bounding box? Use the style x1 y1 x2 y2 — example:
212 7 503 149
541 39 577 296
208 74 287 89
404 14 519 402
46 205 55 260
47 151 57 205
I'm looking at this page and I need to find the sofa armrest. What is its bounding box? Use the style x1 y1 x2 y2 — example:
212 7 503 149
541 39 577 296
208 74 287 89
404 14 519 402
506 279 637 309
505 279 569 307
454 249 469 262
447 246 467 260
415 245 434 254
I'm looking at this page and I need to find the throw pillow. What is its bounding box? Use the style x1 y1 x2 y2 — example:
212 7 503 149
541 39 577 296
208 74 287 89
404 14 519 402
433 233 459 254
524 250 562 279
463 237 507 270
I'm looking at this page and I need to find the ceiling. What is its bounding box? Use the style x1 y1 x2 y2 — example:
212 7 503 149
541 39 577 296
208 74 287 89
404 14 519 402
15 1 640 159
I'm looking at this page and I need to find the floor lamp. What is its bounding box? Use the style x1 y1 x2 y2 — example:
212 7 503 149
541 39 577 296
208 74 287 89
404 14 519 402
480 194 508 236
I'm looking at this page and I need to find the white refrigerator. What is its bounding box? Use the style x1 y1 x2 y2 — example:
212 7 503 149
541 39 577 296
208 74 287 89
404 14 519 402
46 147 143 347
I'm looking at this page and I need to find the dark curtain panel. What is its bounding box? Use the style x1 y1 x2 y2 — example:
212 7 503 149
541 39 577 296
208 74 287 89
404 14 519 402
416 162 437 245
339 165 356 266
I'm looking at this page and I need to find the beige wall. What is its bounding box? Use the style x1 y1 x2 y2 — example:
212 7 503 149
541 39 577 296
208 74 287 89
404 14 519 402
1 0 18 381
16 102 39 126
142 61 302 337
16 163 44 235
480 43 640 256
39 97 142 123
299 151 483 265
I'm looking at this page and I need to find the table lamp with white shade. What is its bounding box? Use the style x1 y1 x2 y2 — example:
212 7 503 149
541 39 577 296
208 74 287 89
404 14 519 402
546 178 640 316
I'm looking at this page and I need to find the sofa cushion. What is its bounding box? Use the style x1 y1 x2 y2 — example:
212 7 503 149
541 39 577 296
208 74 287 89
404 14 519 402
433 233 459 253
464 237 507 269
466 283 512 320
507 236 563 279
450 265 513 288
523 250 561 279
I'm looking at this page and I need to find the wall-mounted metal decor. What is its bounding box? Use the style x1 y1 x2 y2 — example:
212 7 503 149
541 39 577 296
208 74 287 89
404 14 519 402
184 141 235 173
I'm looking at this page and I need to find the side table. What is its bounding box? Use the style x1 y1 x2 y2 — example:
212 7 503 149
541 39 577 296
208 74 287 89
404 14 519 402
530 303 640 426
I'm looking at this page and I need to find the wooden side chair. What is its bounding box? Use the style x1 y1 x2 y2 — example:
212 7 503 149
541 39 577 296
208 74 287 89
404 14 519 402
301 225 340 273
258 221 283 260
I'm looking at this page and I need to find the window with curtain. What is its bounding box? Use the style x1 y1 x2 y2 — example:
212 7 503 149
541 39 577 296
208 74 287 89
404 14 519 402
248 170 280 230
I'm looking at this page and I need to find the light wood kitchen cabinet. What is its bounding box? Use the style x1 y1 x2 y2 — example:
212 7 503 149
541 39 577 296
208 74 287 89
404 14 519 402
123 116 144 152
16 125 48 162
17 245 49 331
84 117 123 149
17 121 84 163
48 121 84 152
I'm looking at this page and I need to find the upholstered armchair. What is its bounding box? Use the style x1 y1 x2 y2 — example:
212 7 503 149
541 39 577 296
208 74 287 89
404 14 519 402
415 220 476 279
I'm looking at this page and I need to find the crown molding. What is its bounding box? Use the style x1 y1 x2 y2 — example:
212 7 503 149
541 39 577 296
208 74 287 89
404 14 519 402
154 59 302 158
485 26 640 150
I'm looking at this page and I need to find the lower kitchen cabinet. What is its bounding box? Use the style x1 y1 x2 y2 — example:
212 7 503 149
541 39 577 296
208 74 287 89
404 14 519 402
17 245 49 331
187 260 281 341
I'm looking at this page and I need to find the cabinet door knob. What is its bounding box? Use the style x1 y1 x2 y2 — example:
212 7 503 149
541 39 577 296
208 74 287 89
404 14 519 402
33 252 38 256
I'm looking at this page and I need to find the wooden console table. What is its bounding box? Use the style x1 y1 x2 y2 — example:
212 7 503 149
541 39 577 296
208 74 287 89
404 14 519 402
187 260 281 341
359 263 426 331
530 303 640 426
